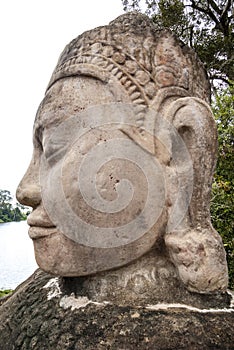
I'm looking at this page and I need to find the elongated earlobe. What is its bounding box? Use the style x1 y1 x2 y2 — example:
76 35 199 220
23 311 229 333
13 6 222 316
166 97 217 229
160 97 228 292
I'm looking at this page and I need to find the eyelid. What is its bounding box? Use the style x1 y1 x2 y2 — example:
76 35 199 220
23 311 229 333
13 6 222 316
43 139 68 165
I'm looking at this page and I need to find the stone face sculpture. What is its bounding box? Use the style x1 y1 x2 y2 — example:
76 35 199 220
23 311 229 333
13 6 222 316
16 12 228 297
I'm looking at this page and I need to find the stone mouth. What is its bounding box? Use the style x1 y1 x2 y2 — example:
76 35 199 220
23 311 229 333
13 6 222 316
28 226 57 239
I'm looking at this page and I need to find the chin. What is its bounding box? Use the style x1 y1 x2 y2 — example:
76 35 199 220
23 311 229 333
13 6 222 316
32 221 165 277
32 232 86 276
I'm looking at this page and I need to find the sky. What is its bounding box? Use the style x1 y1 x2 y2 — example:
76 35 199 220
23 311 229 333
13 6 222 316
0 0 124 198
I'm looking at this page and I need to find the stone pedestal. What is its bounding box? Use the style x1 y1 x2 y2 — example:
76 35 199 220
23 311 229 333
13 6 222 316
0 269 233 350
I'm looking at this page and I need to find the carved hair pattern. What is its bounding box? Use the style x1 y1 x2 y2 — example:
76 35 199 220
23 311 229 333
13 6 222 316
47 13 210 130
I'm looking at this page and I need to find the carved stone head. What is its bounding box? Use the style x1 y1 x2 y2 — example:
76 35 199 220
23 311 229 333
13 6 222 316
17 13 228 294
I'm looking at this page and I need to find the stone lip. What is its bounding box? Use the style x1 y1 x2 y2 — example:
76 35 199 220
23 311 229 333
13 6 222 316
0 269 233 350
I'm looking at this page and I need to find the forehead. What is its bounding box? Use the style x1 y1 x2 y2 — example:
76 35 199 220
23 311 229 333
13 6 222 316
34 76 117 132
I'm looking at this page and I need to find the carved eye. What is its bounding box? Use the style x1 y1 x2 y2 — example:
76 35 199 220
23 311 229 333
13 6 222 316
43 139 68 165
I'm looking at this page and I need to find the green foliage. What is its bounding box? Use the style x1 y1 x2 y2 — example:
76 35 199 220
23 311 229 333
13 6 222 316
0 189 27 223
121 0 234 87
211 87 234 289
0 289 13 298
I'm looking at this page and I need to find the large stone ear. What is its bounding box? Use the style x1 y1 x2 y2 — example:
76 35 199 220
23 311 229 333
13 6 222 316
157 96 228 293
164 97 218 231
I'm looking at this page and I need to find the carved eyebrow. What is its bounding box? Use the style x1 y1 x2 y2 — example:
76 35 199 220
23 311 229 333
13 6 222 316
32 93 55 148
33 124 44 150
39 92 53 109
33 99 45 147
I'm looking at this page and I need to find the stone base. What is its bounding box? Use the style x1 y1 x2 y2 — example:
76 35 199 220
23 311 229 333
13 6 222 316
0 269 233 350
59 247 231 309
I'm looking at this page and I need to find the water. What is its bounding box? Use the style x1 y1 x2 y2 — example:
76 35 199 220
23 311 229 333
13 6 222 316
0 221 38 290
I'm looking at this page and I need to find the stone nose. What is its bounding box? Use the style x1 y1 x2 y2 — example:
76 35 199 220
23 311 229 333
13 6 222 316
16 152 41 209
16 182 41 208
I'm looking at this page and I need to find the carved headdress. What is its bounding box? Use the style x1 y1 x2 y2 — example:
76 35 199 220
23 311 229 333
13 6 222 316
47 12 210 112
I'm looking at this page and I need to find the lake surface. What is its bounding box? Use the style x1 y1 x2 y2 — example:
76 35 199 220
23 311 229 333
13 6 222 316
0 221 38 290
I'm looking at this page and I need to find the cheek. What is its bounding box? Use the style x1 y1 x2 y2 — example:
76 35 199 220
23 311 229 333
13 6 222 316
58 126 165 247
32 208 168 276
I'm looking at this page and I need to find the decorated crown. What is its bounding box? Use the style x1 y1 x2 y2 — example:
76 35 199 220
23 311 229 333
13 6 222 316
47 12 210 115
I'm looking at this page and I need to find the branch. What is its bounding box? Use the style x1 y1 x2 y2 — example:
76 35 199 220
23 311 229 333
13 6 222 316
209 74 231 85
220 0 233 35
221 0 232 20
208 0 222 15
189 25 194 47
190 0 223 31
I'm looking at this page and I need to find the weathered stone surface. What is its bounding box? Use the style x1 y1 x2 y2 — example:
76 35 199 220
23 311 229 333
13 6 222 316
16 12 228 297
0 270 233 350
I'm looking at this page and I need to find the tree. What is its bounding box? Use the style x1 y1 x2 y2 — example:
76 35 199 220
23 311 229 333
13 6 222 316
0 189 27 223
121 0 234 88
211 86 234 288
0 190 14 222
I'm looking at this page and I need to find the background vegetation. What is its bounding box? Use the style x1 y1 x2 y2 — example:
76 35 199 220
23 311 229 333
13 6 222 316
211 87 234 289
0 189 28 223
122 0 233 87
122 0 234 288
0 289 13 298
